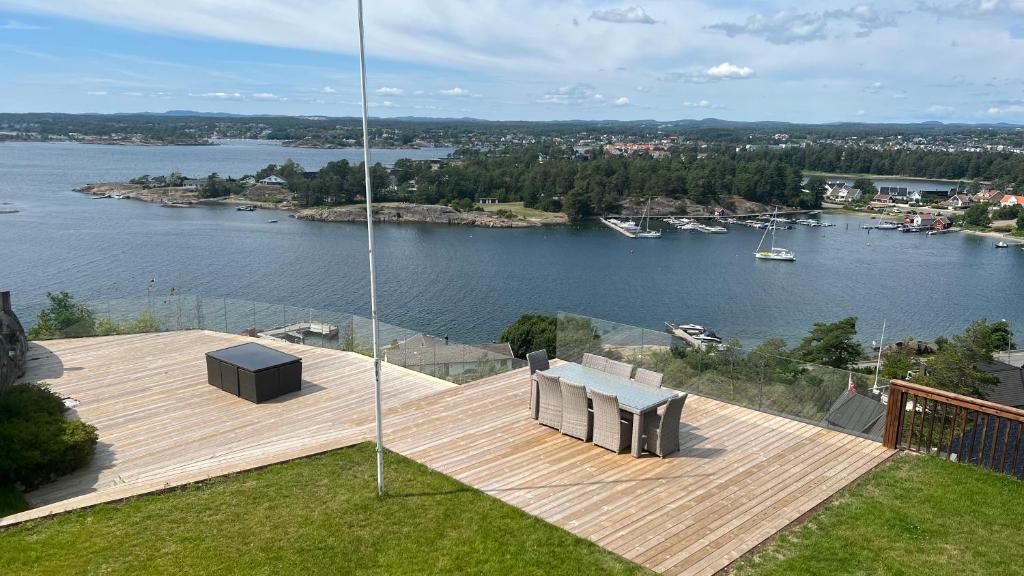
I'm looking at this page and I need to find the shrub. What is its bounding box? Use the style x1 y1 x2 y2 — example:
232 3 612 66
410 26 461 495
0 383 98 491
495 208 518 219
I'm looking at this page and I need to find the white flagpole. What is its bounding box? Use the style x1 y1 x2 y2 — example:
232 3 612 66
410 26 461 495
872 319 886 396
356 0 385 496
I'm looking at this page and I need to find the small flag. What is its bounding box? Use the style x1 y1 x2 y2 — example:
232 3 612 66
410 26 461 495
848 372 857 393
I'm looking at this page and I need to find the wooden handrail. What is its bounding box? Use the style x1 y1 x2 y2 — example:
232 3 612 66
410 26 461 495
888 379 1024 421
883 379 1024 480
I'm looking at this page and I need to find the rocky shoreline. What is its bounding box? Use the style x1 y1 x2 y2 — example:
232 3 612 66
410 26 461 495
295 204 562 228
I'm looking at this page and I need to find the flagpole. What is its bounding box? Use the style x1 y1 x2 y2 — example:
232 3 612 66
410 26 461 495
356 0 385 496
872 319 886 396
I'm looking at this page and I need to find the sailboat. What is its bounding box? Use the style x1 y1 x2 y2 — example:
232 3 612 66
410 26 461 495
754 207 795 261
636 198 661 238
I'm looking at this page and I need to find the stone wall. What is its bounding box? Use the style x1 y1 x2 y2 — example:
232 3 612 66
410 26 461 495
0 291 28 390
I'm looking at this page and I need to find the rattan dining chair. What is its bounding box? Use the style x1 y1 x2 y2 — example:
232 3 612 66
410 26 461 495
603 358 634 379
527 349 549 374
536 372 562 430
581 352 608 371
527 349 550 419
644 393 687 457
560 381 592 441
634 367 664 388
591 389 630 453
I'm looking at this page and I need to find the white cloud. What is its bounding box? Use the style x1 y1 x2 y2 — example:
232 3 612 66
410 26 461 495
1 19 46 30
926 104 954 115
705 62 754 79
634 85 648 93
682 99 712 108
252 92 282 100
199 92 243 100
321 86 336 93
86 90 107 96
856 109 866 116
538 83 604 105
987 104 1024 115
864 81 883 93
589 6 657 25
613 96 630 106
708 5 896 44
375 86 404 95
439 86 470 96
122 91 143 97
369 100 396 108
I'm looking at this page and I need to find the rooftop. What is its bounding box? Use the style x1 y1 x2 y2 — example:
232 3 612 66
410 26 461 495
4 331 893 575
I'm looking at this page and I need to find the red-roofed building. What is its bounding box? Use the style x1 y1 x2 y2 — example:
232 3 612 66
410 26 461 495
999 194 1024 207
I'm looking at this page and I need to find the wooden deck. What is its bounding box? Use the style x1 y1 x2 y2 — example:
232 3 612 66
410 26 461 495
2 332 894 575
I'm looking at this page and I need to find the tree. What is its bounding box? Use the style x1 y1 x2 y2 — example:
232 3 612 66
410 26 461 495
879 350 915 382
27 292 96 340
962 203 991 227
852 177 877 196
499 314 557 358
804 176 827 209
1017 210 1024 232
918 320 1001 398
793 317 862 369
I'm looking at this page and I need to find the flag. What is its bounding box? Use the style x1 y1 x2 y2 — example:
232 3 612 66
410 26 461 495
848 372 857 393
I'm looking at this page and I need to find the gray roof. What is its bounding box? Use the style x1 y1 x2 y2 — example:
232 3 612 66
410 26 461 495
978 360 1024 409
822 390 886 438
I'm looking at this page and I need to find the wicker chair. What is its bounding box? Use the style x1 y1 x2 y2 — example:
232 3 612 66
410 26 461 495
527 349 550 374
603 359 634 379
592 390 630 453
644 394 687 457
560 381 592 441
581 352 608 371
536 372 562 430
634 367 664 388
527 349 550 419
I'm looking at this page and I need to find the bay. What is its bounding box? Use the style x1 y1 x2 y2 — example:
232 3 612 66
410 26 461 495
1 140 1021 346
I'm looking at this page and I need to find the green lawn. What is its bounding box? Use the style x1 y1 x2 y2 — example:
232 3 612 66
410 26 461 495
734 455 1024 576
478 202 565 221
0 443 649 576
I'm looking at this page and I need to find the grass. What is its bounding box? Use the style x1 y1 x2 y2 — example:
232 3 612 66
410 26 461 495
478 202 564 221
733 455 1024 576
0 485 27 518
0 443 649 576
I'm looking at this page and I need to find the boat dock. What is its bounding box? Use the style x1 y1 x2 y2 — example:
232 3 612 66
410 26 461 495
599 217 638 238
665 321 711 351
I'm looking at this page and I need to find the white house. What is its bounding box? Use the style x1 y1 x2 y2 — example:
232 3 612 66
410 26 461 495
826 184 862 202
1000 194 1024 207
947 194 974 208
258 175 287 186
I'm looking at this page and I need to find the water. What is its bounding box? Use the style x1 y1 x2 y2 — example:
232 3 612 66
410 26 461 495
1 140 1021 346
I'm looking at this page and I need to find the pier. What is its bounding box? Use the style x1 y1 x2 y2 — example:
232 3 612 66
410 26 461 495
599 217 638 238
665 322 711 351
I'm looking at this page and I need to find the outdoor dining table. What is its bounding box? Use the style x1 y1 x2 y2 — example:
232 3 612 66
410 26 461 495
537 362 677 458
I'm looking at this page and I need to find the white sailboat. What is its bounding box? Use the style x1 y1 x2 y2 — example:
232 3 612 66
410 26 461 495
754 207 795 261
636 198 661 238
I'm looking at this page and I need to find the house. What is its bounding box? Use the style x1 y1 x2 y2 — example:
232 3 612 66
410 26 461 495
478 198 499 205
382 334 516 379
946 194 974 208
826 184 861 202
822 390 886 438
999 194 1024 207
907 190 923 203
879 186 910 202
933 216 953 230
258 175 287 186
239 176 256 186
180 178 205 190
978 359 1024 409
872 193 893 204
905 213 936 227
975 188 1003 203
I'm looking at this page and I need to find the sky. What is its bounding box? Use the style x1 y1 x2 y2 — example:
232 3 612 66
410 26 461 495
1 1 1024 123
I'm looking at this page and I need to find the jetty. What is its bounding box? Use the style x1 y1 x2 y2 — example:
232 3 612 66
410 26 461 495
599 217 638 238
665 321 716 351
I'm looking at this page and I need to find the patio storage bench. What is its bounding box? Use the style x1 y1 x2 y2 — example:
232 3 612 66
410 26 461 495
206 342 302 403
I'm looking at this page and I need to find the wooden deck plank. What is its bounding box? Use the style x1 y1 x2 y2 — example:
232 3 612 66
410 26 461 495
3 334 893 576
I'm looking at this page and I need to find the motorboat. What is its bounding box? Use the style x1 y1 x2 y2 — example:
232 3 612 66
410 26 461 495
996 241 1009 248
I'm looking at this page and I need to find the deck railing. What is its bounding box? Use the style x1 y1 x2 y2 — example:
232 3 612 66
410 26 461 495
24 295 524 385
883 380 1024 478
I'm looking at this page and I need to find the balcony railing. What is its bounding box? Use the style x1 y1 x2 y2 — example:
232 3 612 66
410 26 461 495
29 295 524 385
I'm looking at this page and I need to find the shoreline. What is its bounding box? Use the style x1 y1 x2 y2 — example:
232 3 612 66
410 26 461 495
804 170 985 185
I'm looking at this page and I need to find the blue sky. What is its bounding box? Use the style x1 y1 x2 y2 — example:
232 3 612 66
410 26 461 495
1 1 1024 123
